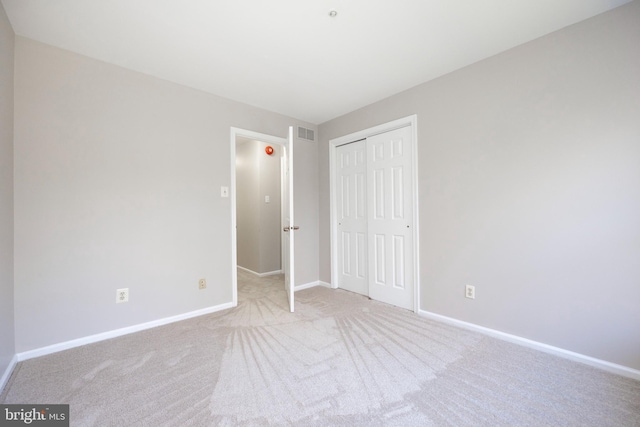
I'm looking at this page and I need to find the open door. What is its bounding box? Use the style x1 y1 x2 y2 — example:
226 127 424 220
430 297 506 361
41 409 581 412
282 126 295 312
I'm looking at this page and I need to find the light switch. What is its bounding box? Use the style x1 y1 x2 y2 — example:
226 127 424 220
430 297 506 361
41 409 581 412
265 195 270 203
221 186 229 198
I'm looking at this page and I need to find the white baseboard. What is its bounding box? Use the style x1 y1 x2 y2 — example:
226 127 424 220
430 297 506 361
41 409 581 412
237 265 283 277
259 270 283 277
0 354 18 393
17 302 234 362
237 267 328 289
419 310 640 381
295 281 331 291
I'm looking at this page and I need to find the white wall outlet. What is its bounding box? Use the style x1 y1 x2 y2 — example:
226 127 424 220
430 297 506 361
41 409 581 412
265 195 270 203
220 186 229 198
116 288 129 303
465 285 475 299
198 278 206 290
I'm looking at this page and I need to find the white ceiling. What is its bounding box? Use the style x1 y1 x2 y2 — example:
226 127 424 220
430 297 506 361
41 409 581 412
1 0 632 124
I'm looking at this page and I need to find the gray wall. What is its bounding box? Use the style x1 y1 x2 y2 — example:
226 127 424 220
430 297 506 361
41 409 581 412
236 140 261 272
257 141 282 274
236 139 283 274
318 2 640 370
13 37 318 352
0 2 15 379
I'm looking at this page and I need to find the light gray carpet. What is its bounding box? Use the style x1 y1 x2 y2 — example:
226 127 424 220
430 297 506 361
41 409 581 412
2 269 639 426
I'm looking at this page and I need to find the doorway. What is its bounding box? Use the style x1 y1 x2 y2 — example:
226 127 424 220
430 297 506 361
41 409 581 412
235 136 283 277
230 127 295 312
329 116 420 312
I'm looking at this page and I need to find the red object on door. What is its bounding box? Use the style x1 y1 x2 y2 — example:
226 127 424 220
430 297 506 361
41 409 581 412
265 146 274 155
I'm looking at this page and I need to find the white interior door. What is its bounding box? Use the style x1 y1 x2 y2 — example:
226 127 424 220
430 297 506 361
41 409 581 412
367 126 414 310
336 139 368 296
283 126 295 312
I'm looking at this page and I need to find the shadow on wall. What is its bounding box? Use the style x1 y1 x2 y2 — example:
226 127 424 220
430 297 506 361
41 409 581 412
236 137 282 275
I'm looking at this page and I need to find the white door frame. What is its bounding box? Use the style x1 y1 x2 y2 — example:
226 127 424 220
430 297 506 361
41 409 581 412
230 127 288 307
329 115 420 313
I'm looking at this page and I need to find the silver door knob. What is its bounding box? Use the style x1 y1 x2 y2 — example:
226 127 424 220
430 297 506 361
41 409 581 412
283 226 290 232
292 226 300 230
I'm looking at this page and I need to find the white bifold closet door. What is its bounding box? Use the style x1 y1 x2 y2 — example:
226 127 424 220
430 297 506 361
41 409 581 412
336 126 414 310
336 139 368 296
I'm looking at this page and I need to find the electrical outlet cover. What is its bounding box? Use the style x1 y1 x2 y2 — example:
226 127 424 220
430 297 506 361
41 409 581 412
465 285 475 299
116 288 129 303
